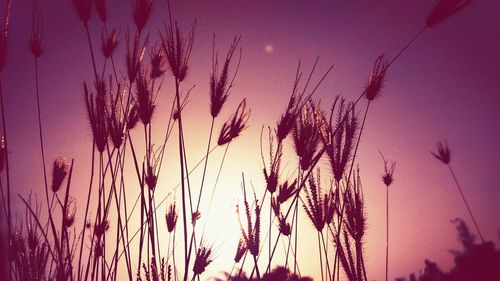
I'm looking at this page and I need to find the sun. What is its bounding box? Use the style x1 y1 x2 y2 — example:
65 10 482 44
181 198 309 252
264 44 274 54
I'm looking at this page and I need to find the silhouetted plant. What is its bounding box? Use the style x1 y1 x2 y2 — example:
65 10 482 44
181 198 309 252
431 141 485 243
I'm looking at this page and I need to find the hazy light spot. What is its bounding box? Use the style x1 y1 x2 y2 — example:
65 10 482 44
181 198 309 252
264 44 274 53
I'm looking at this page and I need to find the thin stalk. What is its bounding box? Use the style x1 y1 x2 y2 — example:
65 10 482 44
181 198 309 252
34 58 49 198
0 79 11 246
318 232 324 281
77 141 95 281
194 117 215 212
252 254 261 280
174 79 189 281
320 231 332 281
385 187 388 281
84 24 99 82
447 164 485 242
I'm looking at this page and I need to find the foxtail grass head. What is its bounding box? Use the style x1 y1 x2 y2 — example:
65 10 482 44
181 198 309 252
303 169 329 232
94 0 107 23
145 144 160 190
132 0 153 33
0 136 5 172
278 215 291 236
72 0 92 25
321 96 358 182
217 99 250 145
431 140 451 164
344 170 366 243
135 69 156 125
380 152 396 187
365 55 388 101
0 0 12 73
165 202 178 233
51 157 69 192
101 28 118 58
276 95 299 143
162 21 195 82
193 242 213 276
125 30 146 83
234 238 247 263
64 196 77 227
84 80 109 153
426 0 471 28
150 44 166 79
237 187 261 257
30 2 43 58
276 180 297 204
293 101 322 171
210 36 241 118
106 82 126 148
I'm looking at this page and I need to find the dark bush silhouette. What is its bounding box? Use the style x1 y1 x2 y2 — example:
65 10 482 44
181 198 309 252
217 266 314 281
397 219 500 281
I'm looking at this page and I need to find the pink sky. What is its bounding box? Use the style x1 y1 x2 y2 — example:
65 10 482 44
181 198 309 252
1 0 499 280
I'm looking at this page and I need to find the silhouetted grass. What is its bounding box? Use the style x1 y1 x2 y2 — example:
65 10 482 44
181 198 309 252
0 1 479 281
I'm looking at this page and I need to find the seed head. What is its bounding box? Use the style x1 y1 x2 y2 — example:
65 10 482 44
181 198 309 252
426 0 471 28
101 28 119 58
217 99 250 146
126 104 140 130
292 101 321 171
84 80 109 153
191 211 201 225
172 91 190 121
51 157 69 192
344 170 366 243
64 196 77 227
150 45 166 79
276 95 299 143
72 0 92 25
135 70 156 125
278 215 291 236
161 22 195 82
0 0 12 73
209 36 241 118
125 31 146 83
106 81 126 148
30 2 43 58
263 167 278 194
303 169 328 231
365 55 388 101
276 180 297 204
132 0 153 33
234 238 247 263
193 243 213 276
380 152 396 187
0 136 5 172
94 220 109 238
431 140 451 164
145 144 160 190
94 0 107 23
321 96 358 182
165 202 178 232
236 186 261 258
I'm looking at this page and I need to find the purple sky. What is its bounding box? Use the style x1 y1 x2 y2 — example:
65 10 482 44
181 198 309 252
1 0 499 280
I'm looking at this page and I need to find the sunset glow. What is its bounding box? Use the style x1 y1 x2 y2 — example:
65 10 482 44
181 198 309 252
0 1 499 281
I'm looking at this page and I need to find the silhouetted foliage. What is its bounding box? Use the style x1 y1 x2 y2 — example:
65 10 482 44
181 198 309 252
216 266 313 281
398 219 500 281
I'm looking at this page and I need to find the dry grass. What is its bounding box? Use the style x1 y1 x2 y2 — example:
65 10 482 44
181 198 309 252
0 1 475 281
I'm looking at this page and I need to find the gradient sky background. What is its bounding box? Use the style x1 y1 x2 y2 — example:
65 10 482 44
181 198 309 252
2 0 500 280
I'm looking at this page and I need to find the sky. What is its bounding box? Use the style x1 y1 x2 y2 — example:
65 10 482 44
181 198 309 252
1 0 500 280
